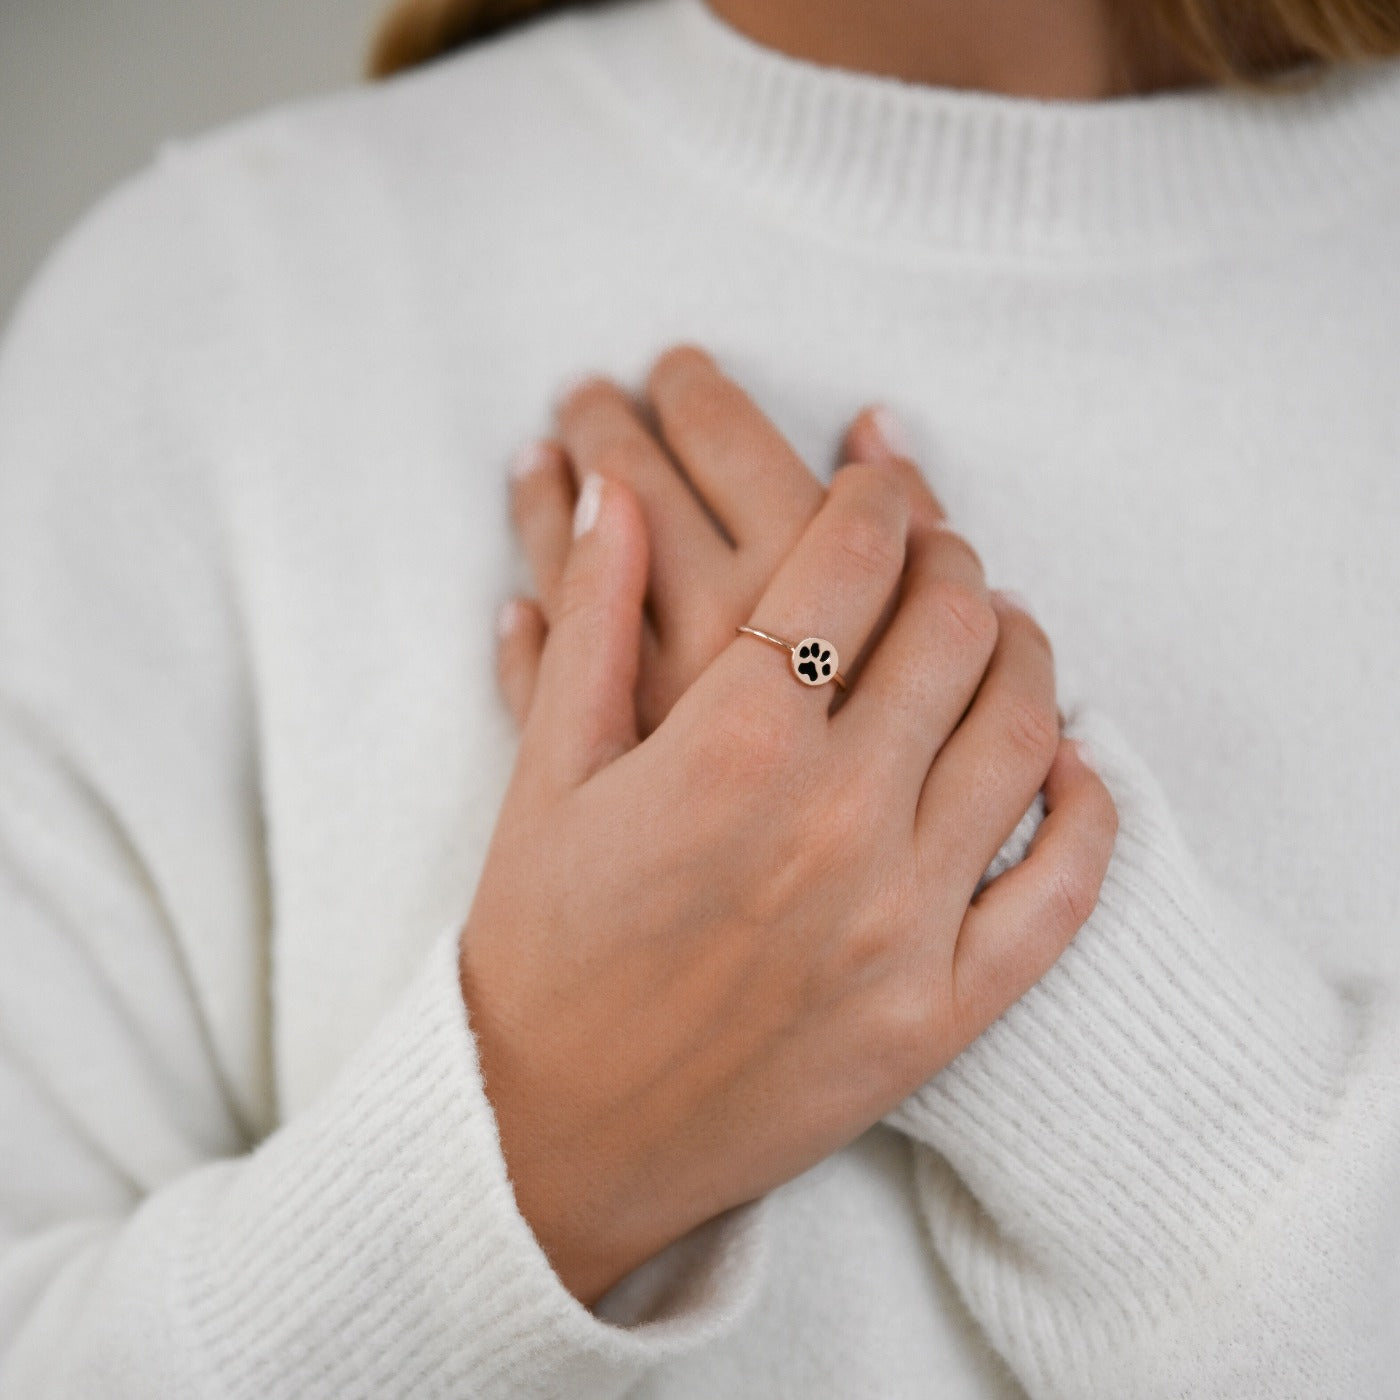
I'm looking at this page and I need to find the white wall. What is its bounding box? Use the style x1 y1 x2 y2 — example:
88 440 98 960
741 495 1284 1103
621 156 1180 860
0 0 386 321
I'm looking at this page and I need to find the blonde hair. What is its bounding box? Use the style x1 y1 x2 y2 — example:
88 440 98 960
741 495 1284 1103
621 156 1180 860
368 0 1400 82
368 0 580 76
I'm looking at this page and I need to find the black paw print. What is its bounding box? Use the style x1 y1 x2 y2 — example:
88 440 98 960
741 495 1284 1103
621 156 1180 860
796 641 833 683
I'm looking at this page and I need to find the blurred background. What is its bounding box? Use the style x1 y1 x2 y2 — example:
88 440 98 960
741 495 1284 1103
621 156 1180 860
0 0 385 322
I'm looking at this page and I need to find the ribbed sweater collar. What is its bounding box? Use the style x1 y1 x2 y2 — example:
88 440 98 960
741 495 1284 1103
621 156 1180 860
574 0 1400 258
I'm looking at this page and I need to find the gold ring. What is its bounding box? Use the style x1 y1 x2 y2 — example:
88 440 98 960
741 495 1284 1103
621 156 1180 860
736 625 847 689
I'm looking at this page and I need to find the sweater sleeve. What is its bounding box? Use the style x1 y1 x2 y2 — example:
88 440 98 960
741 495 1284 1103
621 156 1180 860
0 907 767 1398
0 154 767 1399
885 705 1400 1398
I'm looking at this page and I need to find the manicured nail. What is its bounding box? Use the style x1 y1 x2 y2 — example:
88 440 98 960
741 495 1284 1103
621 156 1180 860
1072 738 1099 775
993 588 1037 620
868 404 912 458
573 472 603 538
509 440 553 482
496 598 525 639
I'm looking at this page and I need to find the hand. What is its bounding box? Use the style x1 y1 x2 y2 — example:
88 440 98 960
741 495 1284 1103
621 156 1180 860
467 437 1116 1308
503 347 998 737
503 347 922 735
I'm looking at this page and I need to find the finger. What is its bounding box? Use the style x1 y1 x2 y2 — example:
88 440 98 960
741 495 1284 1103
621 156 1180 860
646 344 824 574
523 473 650 791
949 738 1118 1038
556 376 728 637
495 595 547 730
715 463 908 719
842 404 947 530
823 424 980 712
916 591 1060 895
510 434 666 713
509 439 575 614
831 518 996 806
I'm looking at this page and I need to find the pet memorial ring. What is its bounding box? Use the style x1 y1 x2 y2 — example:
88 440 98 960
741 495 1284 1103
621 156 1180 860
736 625 846 689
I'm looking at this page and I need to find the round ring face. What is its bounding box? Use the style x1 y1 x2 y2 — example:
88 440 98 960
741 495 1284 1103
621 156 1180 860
791 636 839 686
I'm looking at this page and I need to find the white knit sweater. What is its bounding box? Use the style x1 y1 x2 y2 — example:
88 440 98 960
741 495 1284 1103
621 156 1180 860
2 0 1399 1394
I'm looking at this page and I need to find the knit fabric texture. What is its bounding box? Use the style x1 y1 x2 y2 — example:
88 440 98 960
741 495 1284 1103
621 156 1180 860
2 0 1399 1394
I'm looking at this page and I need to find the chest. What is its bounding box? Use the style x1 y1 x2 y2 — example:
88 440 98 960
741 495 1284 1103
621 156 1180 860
234 239 1400 1114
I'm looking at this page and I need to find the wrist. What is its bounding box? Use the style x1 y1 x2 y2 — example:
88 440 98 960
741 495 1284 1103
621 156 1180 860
519 1180 646 1307
891 709 1358 1300
459 949 672 1307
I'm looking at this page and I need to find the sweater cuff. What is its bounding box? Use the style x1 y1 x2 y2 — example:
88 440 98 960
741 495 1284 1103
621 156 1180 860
886 708 1360 1334
175 925 768 1400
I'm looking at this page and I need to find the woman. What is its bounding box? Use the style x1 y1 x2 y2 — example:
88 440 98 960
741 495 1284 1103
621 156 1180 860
1 0 1398 1394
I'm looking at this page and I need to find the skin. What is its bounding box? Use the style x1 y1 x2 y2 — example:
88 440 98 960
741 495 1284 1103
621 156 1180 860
705 0 1209 99
469 348 1117 1304
462 0 1240 1309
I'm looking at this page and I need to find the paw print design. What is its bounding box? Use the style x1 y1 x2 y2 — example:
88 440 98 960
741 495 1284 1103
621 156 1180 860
791 637 838 686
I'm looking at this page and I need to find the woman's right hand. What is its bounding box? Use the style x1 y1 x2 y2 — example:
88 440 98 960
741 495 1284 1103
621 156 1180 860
461 453 1117 1307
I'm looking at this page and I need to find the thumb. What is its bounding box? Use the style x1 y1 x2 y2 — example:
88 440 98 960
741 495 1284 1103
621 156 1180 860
522 471 649 790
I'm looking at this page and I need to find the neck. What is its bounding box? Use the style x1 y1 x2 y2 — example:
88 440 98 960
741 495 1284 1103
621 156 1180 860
703 0 1209 99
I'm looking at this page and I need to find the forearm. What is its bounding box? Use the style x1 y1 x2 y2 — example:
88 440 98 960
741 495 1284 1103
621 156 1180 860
2 927 769 1399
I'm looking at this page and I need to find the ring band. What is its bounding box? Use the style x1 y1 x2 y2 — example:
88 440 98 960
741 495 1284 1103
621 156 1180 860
736 625 847 689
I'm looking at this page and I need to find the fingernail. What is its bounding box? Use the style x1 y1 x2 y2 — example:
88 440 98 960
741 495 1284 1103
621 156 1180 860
993 588 1037 620
1073 738 1099 775
868 404 912 458
573 472 603 538
496 598 525 639
509 439 553 482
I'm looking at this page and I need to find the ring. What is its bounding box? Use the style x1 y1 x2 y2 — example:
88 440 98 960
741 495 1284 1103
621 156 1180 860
736 625 847 689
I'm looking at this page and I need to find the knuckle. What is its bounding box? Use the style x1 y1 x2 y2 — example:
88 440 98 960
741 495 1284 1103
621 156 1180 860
928 578 999 652
878 968 951 1079
788 777 890 897
800 771 875 852
829 875 911 982
834 913 895 986
1002 693 1061 767
830 509 904 581
1051 862 1100 935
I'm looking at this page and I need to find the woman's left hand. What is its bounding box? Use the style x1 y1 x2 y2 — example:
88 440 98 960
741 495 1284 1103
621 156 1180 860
500 345 942 733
